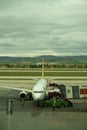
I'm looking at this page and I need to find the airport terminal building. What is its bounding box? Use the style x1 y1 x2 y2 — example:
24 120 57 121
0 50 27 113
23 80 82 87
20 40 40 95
59 84 87 99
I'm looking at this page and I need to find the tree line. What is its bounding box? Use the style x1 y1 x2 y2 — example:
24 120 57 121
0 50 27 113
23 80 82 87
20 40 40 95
0 63 87 69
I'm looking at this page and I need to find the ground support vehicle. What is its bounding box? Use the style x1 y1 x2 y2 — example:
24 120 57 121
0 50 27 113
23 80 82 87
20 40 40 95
43 98 73 107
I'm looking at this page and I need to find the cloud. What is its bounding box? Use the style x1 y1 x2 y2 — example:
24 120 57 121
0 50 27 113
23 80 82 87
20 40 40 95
0 0 87 56
0 43 15 48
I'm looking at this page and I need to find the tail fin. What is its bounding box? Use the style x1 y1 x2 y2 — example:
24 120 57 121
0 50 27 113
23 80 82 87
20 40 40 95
42 59 44 79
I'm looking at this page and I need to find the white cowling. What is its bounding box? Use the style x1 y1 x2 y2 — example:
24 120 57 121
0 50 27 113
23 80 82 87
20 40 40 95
19 91 27 99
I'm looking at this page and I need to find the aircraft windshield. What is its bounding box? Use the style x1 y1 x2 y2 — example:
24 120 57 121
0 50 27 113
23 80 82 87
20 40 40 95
34 91 43 93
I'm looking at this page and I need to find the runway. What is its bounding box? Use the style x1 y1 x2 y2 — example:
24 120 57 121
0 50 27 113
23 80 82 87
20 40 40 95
1 76 87 80
0 80 87 130
0 78 87 86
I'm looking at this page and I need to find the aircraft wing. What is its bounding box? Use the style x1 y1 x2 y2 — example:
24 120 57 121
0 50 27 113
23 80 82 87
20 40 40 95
0 86 32 93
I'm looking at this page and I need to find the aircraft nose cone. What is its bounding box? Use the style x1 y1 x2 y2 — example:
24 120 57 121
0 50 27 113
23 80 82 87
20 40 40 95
34 94 41 101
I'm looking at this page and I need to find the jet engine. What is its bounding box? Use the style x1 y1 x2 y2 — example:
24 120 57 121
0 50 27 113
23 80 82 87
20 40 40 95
19 91 27 99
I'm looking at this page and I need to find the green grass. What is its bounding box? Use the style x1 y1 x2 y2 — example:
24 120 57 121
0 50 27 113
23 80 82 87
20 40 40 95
0 71 87 76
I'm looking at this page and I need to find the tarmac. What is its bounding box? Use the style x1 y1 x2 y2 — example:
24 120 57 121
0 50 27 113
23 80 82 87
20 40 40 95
0 80 87 130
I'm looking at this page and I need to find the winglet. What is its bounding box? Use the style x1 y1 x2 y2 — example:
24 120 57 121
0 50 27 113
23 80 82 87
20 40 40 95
42 58 44 79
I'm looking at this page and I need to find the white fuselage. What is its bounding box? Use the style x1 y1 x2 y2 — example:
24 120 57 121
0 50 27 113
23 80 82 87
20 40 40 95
32 79 48 101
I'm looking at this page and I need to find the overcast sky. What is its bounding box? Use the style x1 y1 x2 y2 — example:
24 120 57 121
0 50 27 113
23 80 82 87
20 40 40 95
0 0 87 56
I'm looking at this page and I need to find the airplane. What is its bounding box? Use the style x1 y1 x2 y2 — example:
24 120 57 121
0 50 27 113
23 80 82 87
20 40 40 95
0 59 61 102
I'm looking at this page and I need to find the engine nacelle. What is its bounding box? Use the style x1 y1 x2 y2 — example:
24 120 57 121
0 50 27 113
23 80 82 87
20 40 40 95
19 91 27 99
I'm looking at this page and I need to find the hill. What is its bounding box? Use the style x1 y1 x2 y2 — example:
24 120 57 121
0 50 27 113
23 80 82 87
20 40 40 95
0 55 87 64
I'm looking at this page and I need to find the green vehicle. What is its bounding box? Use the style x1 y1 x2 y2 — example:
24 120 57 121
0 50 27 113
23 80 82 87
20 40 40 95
44 98 73 107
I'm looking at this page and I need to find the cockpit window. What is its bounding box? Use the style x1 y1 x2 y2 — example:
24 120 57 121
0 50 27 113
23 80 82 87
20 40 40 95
39 91 43 93
34 91 43 93
34 91 38 93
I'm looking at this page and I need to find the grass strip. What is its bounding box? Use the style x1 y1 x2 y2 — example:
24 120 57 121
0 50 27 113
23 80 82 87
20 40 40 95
0 71 87 76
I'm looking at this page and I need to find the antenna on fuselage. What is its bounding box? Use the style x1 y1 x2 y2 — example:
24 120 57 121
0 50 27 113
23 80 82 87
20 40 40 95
42 58 44 79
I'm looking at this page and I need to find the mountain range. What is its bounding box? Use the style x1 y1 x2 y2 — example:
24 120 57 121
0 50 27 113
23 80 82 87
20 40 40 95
0 55 87 64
